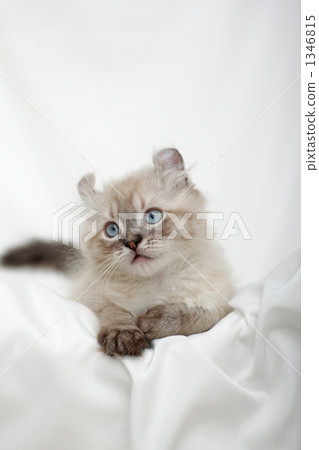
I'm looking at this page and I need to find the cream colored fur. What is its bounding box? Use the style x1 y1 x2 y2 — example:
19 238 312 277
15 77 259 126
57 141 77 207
73 149 234 355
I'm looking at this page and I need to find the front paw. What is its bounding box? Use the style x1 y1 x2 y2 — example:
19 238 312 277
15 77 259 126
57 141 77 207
137 305 180 339
97 327 148 356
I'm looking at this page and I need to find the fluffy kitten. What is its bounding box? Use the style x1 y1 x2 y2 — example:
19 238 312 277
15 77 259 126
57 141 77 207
2 149 234 356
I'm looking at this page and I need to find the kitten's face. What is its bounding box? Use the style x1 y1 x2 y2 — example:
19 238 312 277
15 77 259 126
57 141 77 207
79 149 206 279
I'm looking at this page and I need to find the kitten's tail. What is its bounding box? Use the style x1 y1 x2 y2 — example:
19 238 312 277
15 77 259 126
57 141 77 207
1 240 81 273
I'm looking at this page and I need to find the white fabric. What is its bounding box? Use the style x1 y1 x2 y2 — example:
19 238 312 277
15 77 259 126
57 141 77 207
0 251 300 449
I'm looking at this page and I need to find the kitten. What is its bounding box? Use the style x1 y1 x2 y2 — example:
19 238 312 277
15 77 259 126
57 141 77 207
2 148 234 356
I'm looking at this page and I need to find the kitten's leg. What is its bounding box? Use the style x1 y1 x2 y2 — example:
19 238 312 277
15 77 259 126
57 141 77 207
97 303 147 356
137 302 232 340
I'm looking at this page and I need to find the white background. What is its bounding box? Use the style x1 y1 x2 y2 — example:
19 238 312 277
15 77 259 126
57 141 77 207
301 0 319 448
0 0 300 287
0 2 305 449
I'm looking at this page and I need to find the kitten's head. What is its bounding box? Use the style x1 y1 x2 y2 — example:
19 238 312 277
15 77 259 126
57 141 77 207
78 148 206 278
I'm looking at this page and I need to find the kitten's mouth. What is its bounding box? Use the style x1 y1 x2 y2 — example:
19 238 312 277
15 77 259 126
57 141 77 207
132 252 152 264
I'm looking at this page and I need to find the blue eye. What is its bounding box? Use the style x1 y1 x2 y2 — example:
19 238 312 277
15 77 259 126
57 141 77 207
145 209 163 224
105 222 119 238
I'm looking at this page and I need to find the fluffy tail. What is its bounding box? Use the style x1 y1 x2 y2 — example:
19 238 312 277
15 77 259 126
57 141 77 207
1 240 81 273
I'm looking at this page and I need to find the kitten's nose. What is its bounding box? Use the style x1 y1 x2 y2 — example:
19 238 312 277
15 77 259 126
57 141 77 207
124 236 142 251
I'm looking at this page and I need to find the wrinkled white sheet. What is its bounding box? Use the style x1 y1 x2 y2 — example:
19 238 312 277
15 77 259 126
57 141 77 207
0 251 300 450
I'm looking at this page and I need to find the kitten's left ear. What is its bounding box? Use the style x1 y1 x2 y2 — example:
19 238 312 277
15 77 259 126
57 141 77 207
78 173 96 205
153 148 188 187
153 148 184 171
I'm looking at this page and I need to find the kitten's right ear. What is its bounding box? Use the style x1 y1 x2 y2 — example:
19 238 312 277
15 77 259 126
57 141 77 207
78 173 96 205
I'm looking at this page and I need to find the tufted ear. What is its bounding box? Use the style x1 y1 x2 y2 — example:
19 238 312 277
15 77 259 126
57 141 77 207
153 148 185 172
78 173 96 205
153 148 188 188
